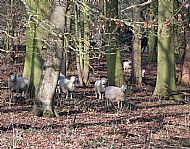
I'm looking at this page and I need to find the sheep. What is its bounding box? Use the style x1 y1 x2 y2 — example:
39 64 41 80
8 72 29 102
59 73 65 80
55 73 66 98
123 60 132 73
59 75 78 99
94 77 108 99
142 69 146 78
105 85 128 110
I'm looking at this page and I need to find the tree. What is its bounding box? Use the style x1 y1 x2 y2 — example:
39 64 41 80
180 2 190 86
104 0 125 86
33 0 67 117
23 0 50 97
131 6 142 86
153 0 182 100
148 0 158 62
62 4 74 75
83 0 90 86
75 1 90 87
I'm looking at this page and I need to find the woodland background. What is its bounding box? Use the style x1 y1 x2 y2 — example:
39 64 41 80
0 0 190 148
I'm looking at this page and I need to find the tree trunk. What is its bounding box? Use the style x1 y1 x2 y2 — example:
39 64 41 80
34 1 67 117
83 0 90 86
63 4 73 75
23 0 49 97
75 4 84 86
148 0 158 62
180 2 190 86
131 7 142 86
105 0 125 86
75 1 90 87
153 0 182 100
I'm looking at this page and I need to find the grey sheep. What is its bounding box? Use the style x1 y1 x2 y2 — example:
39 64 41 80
8 73 29 99
94 77 108 99
105 85 128 109
59 75 78 99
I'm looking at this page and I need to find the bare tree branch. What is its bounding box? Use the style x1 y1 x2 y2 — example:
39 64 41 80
121 0 152 12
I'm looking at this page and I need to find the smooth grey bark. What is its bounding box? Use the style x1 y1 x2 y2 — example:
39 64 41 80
34 1 67 117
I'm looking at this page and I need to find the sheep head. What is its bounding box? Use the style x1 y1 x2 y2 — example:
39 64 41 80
9 72 17 82
121 85 128 93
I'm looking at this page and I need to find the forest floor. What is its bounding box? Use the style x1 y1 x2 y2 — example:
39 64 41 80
0 52 190 148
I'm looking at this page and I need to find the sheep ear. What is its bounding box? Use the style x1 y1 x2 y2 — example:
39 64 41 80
10 74 16 81
9 72 14 76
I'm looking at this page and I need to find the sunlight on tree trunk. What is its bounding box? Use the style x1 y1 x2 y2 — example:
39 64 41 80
23 0 50 97
75 1 90 87
83 0 90 86
75 4 84 86
105 0 125 86
34 1 67 117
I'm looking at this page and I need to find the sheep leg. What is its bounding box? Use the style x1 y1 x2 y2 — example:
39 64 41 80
117 101 122 110
106 100 114 109
98 92 102 99
120 101 123 109
9 91 14 106
65 91 69 99
95 93 98 99
70 92 73 99
101 93 104 100
95 90 98 98
106 99 110 107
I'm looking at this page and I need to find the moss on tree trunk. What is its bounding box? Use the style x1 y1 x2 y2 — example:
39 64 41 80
148 0 158 62
23 0 50 97
105 0 125 86
131 7 142 86
153 0 183 101
33 0 67 117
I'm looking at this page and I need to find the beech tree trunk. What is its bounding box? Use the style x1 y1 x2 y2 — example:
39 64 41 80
131 7 142 86
148 0 158 62
83 0 90 86
180 2 190 86
34 1 67 117
153 0 182 101
75 4 84 86
105 0 125 86
23 0 48 97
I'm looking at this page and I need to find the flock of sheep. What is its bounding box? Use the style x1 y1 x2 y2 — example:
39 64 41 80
7 60 146 109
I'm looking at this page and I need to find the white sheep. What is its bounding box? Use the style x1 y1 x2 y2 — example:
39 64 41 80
94 77 108 99
59 73 65 80
55 73 66 98
105 85 128 109
8 72 29 101
59 75 78 99
142 69 146 78
123 60 132 73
